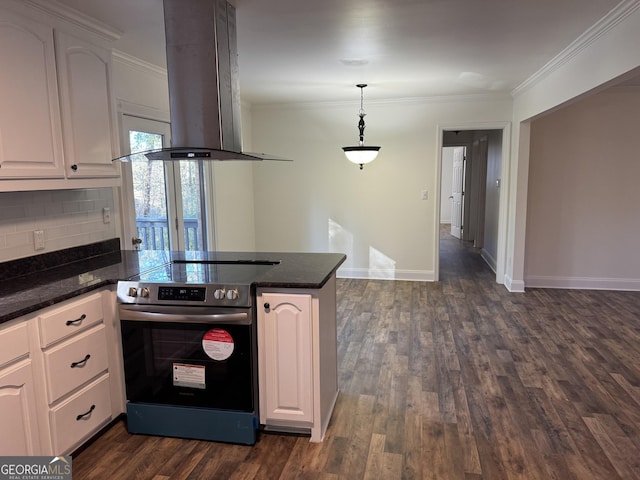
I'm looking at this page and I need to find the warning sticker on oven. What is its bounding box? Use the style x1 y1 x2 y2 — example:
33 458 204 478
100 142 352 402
202 328 235 361
173 363 206 389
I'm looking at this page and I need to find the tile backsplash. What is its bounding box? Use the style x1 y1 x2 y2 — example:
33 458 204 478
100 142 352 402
0 188 117 262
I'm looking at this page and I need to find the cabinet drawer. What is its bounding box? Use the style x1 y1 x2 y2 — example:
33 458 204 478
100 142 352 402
38 292 104 348
49 373 111 454
43 324 108 403
0 321 29 368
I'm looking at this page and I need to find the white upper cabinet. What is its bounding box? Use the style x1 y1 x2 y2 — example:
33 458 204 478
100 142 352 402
0 10 65 179
55 31 119 179
0 2 120 191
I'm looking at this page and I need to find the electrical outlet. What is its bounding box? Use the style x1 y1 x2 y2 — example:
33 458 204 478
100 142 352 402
421 190 429 201
103 207 111 224
34 230 45 251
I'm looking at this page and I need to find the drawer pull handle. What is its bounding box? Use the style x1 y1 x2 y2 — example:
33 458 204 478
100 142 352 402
70 354 91 368
66 314 86 326
76 404 95 421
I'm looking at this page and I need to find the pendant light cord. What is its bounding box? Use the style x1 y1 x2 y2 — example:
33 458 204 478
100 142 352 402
357 84 367 145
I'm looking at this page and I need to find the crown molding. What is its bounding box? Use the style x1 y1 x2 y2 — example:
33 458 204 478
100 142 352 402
112 50 167 79
512 0 640 97
24 0 122 42
251 92 512 111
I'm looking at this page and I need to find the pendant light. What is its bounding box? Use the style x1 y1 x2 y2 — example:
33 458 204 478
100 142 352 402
342 84 380 170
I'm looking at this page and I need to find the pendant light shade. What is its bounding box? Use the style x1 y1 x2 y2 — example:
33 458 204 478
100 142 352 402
342 84 380 170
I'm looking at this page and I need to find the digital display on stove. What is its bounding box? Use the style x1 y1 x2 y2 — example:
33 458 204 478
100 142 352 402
158 286 206 301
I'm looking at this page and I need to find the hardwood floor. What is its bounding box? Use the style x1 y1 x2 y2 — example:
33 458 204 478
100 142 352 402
73 230 640 479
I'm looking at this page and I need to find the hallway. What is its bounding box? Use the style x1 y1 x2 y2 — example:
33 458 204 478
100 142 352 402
438 224 491 282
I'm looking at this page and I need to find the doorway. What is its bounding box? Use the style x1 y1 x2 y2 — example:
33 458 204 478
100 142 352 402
437 128 505 281
119 114 211 252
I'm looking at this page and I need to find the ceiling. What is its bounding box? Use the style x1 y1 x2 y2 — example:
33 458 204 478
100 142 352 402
53 0 625 105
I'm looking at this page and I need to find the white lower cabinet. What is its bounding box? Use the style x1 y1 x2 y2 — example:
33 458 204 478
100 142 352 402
0 289 123 455
0 321 41 455
49 373 111 454
259 292 314 425
42 324 109 404
32 290 119 454
257 275 339 442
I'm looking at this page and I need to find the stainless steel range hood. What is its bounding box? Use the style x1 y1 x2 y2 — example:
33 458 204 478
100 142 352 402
114 0 286 163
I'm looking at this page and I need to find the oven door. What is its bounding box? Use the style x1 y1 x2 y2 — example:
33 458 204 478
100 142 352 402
119 304 256 412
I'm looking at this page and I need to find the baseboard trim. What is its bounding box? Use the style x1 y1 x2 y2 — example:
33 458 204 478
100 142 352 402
337 267 435 282
480 249 497 273
525 275 640 291
504 275 526 293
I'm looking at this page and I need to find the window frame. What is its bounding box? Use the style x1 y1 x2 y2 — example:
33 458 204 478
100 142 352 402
118 112 216 251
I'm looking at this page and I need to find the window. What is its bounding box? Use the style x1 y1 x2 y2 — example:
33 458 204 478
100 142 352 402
120 115 211 251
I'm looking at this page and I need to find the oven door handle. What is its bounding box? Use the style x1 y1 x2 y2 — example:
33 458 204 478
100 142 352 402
119 307 251 325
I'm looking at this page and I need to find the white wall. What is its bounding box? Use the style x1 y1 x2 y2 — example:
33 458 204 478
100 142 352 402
482 130 502 271
505 1 640 291
439 147 454 224
0 189 116 262
525 87 640 290
249 95 513 280
112 52 171 118
211 103 256 251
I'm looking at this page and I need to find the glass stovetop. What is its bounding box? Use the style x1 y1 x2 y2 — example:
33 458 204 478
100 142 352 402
135 260 278 285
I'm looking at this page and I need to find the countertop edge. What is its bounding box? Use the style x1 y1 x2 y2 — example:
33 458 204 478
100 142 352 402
0 252 347 325
255 260 345 290
0 280 116 325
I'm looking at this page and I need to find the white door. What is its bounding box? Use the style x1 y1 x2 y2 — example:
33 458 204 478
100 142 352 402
119 115 210 251
450 147 465 239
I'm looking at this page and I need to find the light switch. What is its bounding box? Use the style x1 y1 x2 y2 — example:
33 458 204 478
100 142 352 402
421 190 429 201
103 207 111 224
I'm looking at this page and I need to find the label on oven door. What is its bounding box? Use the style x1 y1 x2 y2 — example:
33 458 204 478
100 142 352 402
173 363 206 389
202 328 235 361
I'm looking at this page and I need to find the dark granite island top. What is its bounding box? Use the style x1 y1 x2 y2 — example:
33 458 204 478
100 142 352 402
0 240 346 325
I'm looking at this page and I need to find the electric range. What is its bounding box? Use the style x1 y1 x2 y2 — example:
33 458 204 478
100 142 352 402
116 259 279 445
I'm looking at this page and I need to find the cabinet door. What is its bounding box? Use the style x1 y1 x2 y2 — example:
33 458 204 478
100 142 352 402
0 361 42 455
259 293 313 424
0 11 65 179
55 31 119 178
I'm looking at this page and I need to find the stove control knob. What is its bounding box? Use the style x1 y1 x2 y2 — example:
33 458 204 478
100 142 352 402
127 287 138 297
140 287 150 298
226 289 239 301
214 288 226 300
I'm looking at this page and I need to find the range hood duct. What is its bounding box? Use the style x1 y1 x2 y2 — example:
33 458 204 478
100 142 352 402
115 0 285 162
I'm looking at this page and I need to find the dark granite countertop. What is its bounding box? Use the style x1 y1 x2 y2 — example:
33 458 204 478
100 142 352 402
0 240 346 325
